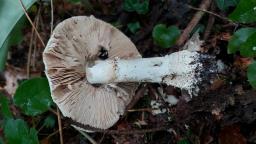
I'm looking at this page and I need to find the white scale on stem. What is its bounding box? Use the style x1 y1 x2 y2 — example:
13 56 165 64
86 50 202 95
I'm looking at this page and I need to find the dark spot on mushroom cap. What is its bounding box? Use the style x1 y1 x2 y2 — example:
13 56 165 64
98 46 108 60
92 83 102 87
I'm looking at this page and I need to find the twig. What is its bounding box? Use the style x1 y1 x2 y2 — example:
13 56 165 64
176 0 212 47
39 14 46 33
187 5 233 24
32 37 38 71
47 130 59 139
38 122 45 133
78 130 97 144
127 108 153 112
125 84 147 112
45 127 67 139
49 108 58 115
106 126 169 135
27 6 41 78
57 108 64 144
50 0 54 35
203 3 216 40
98 133 106 144
18 0 45 47
27 23 35 78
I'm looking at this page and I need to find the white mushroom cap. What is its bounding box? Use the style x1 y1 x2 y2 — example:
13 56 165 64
43 16 141 129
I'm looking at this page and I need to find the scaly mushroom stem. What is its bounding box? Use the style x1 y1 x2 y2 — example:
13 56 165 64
86 50 202 92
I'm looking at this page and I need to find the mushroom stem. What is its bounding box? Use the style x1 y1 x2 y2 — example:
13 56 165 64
86 50 202 91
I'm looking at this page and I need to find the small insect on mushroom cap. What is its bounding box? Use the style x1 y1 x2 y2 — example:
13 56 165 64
43 16 141 129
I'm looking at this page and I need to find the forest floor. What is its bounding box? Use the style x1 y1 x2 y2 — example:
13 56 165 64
1 0 256 144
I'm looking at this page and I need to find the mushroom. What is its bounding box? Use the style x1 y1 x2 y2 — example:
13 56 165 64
43 16 207 130
43 16 141 129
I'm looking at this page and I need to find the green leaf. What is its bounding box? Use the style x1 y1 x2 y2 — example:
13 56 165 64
14 78 53 116
191 24 205 34
127 22 141 34
228 28 256 54
0 16 28 71
123 0 149 14
216 0 225 10
43 115 55 128
247 61 256 88
0 138 4 144
152 24 181 48
80 0 94 11
0 94 13 119
177 139 190 144
228 0 256 23
65 0 80 3
240 32 256 57
215 0 239 11
4 119 39 144
0 0 37 71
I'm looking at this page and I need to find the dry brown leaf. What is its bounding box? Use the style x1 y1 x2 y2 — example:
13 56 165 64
210 79 225 90
219 125 246 144
219 32 231 41
2 65 41 96
234 57 253 70
3 65 27 96
40 137 50 144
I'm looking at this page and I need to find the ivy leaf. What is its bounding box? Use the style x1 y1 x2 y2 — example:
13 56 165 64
247 61 256 88
123 0 149 14
215 0 239 11
229 0 256 23
13 78 53 116
127 22 141 34
228 28 256 54
0 94 13 119
152 24 180 48
4 119 39 144
240 32 256 57
43 116 55 128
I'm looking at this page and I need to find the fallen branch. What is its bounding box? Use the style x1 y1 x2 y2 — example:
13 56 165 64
57 108 64 144
50 0 54 35
187 4 233 24
176 0 212 46
27 6 41 78
126 85 147 111
203 3 216 40
18 0 45 47
78 130 97 144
